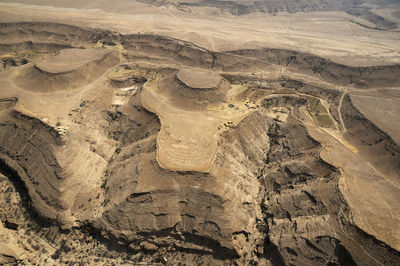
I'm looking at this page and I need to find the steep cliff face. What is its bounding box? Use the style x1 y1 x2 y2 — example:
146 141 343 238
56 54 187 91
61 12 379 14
341 95 400 179
261 116 352 265
0 110 65 222
94 110 272 263
0 22 399 265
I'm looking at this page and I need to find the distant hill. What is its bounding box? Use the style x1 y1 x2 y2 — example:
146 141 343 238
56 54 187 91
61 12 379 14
138 0 398 29
139 0 365 14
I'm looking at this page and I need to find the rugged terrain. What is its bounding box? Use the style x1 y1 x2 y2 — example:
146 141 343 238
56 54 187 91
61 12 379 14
0 1 400 265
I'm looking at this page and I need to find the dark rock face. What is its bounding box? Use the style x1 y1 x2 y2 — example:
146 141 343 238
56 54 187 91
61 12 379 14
0 111 64 222
261 117 349 265
4 219 19 230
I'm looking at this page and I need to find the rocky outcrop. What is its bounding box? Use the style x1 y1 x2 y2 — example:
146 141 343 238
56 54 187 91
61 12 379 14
94 110 272 263
229 48 400 88
0 110 65 222
261 116 349 265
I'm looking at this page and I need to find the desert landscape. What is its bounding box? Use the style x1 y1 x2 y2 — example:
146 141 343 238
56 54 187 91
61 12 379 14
0 0 400 265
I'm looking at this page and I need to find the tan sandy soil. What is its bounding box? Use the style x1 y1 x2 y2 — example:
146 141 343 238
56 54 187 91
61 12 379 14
351 93 400 144
36 48 108 73
1 2 400 66
302 112 400 251
176 67 220 89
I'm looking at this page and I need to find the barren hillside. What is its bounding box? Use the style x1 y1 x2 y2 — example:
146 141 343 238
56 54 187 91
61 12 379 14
0 1 399 265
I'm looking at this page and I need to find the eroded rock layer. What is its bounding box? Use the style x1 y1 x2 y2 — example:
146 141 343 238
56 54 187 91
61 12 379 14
0 22 399 265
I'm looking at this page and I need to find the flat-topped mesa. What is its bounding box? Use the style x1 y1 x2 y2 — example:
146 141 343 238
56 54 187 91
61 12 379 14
176 67 221 89
15 47 120 93
35 48 109 74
